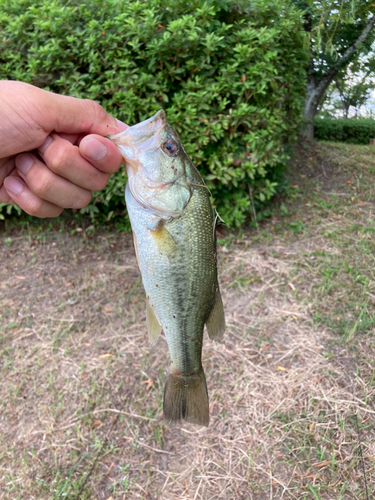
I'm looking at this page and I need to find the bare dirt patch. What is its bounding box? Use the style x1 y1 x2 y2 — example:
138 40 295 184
1 142 375 499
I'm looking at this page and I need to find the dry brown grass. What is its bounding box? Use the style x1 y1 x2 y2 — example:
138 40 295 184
1 141 375 499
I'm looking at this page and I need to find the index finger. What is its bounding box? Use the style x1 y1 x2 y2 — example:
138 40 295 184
42 92 128 137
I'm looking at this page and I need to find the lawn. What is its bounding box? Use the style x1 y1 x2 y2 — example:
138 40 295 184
1 141 375 499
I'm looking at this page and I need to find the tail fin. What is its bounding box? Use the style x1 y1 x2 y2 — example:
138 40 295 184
163 369 209 427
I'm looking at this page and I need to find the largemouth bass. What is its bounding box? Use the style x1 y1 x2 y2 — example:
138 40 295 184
110 110 225 426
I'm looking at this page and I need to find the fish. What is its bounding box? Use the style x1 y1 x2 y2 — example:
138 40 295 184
109 110 225 426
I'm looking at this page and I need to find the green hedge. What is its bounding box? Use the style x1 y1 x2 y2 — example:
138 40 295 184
314 118 375 145
0 0 308 227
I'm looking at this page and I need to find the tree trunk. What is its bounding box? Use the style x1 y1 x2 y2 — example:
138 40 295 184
343 102 350 119
302 13 375 140
303 75 334 140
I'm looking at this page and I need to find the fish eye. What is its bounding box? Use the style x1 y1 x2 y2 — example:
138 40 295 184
161 139 178 156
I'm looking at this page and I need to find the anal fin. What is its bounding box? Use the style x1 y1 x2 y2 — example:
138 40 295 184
206 286 225 342
146 299 162 345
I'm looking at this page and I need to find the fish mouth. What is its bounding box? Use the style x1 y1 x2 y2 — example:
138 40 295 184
109 110 166 155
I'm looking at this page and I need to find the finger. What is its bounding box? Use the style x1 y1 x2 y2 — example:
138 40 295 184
15 153 92 209
55 132 80 144
0 158 16 204
0 182 16 204
79 134 124 174
0 82 128 158
40 89 129 137
3 175 63 218
43 132 124 174
35 134 112 190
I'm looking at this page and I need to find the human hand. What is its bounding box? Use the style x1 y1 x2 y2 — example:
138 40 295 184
0 81 127 218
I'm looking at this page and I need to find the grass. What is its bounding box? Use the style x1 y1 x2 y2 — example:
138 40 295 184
0 140 375 499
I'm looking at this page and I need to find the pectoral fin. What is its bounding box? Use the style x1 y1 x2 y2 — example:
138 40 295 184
146 299 162 345
148 219 179 256
206 287 225 342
